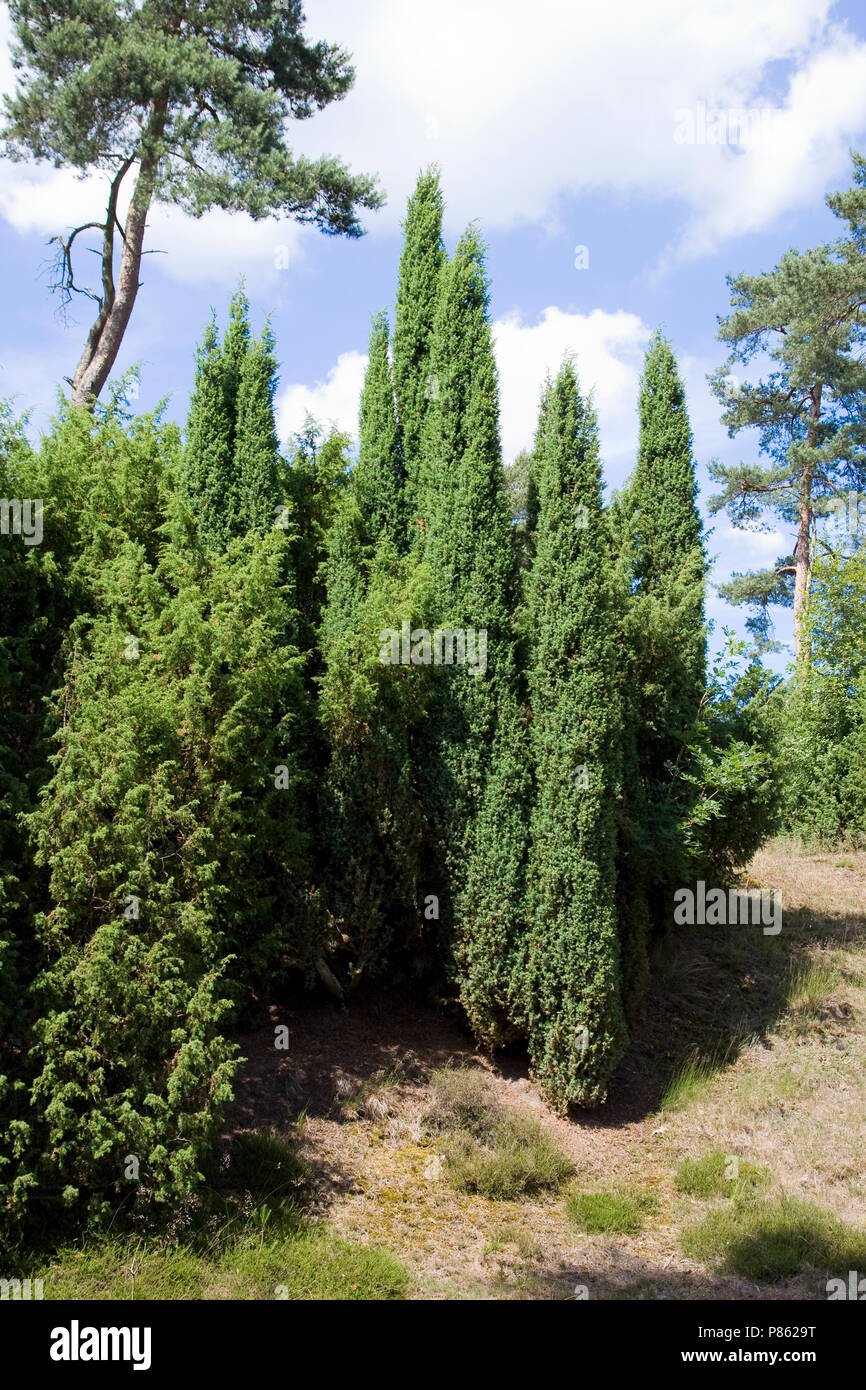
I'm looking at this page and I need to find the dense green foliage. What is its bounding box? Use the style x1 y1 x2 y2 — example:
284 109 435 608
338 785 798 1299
317 509 433 985
707 153 866 658
523 364 627 1107
612 330 707 934
779 549 866 845
0 399 313 1231
392 166 445 522
414 225 531 1047
354 311 406 546
181 288 283 549
13 162 858 1241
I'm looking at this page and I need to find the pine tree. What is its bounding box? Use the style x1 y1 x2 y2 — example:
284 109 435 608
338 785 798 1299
354 311 405 545
524 361 627 1109
3 0 381 404
392 167 445 523
709 156 866 660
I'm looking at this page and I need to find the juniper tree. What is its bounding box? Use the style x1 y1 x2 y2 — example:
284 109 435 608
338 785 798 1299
354 311 405 545
180 316 236 550
181 291 283 549
1 0 383 404
417 226 530 1044
616 330 707 924
317 506 432 986
16 442 312 1226
709 155 866 660
632 330 706 714
0 408 54 1220
524 361 627 1109
392 167 445 521
317 311 423 989
283 418 352 663
235 320 283 535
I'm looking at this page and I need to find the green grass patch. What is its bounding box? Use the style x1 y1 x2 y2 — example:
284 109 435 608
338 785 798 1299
658 1054 722 1112
427 1067 572 1199
681 1194 866 1280
21 1127 408 1301
675 1149 771 1200
566 1187 659 1236
785 958 841 1028
39 1226 409 1301
207 1128 310 1200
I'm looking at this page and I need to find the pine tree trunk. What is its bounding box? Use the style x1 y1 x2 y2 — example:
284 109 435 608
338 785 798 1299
71 103 167 407
793 386 822 663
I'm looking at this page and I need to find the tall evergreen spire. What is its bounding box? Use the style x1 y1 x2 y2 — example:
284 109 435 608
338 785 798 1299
616 329 707 930
633 329 705 619
181 288 283 549
235 320 282 536
180 316 235 550
416 224 529 1045
354 311 405 545
392 167 445 521
524 361 627 1109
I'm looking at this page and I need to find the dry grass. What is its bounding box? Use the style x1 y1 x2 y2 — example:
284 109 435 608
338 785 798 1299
224 840 866 1300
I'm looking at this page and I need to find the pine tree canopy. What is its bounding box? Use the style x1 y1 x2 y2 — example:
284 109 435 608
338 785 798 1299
708 158 866 658
1 0 383 403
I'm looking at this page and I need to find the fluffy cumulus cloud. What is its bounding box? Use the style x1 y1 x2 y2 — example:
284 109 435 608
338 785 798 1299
493 306 649 471
290 0 866 259
0 161 307 290
276 348 368 442
3 0 866 277
274 305 650 467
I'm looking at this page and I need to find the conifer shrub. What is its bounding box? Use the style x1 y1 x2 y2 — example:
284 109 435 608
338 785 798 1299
412 224 531 1047
3 398 311 1231
523 363 627 1109
318 506 434 984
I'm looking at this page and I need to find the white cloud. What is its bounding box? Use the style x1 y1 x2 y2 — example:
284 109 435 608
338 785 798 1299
4 0 866 278
274 305 650 465
0 159 306 289
276 348 367 441
492 306 649 472
146 205 306 288
711 523 790 576
291 0 866 260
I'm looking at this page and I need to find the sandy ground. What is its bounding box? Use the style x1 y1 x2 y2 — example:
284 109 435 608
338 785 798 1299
226 842 866 1299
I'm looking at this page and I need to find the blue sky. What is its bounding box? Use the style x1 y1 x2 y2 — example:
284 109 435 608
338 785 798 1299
3 0 866 670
